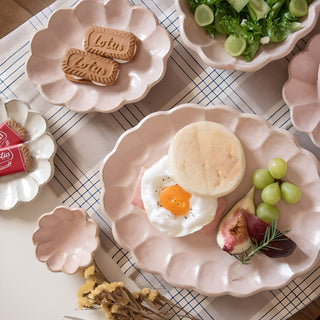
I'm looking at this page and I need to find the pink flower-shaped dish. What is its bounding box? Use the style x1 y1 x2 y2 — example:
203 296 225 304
26 0 172 113
100 104 320 297
283 33 320 148
175 0 320 72
33 206 100 274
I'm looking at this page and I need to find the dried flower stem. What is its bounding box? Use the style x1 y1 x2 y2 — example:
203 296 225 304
77 264 200 320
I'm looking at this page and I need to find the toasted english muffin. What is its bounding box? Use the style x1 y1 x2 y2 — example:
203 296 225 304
168 121 245 198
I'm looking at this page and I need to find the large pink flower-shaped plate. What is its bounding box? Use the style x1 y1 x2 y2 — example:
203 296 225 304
283 33 320 148
175 0 320 72
100 104 320 297
26 0 172 113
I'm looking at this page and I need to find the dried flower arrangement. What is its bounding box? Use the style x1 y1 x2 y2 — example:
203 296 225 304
77 264 200 320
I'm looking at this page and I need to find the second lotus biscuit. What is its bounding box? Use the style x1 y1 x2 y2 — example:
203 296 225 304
61 48 119 86
84 26 138 62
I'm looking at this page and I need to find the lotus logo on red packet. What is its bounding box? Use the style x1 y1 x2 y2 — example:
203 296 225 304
0 149 13 163
0 131 7 147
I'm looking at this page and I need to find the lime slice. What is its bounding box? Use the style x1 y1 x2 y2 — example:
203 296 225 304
224 35 247 57
226 0 249 13
194 4 214 27
290 21 302 32
248 0 271 20
289 0 308 17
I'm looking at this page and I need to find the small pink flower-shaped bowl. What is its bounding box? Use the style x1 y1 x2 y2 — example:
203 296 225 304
32 206 100 274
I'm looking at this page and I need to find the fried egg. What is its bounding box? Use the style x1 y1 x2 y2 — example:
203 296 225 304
141 155 218 237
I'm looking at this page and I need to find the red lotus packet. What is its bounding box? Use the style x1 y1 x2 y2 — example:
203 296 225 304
0 119 27 148
0 144 33 177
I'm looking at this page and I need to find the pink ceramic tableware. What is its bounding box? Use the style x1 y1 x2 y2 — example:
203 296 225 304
33 206 100 274
175 0 320 71
100 104 320 297
283 33 320 148
26 0 172 113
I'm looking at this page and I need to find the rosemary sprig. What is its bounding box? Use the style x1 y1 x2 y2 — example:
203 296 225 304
240 220 290 264
232 221 291 280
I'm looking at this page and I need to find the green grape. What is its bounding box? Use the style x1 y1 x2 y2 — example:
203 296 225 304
194 4 214 27
261 182 281 205
289 0 308 17
224 35 246 57
268 158 287 179
256 202 279 224
252 168 275 189
281 182 302 203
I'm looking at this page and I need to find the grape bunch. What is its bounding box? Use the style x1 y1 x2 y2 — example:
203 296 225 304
252 158 301 224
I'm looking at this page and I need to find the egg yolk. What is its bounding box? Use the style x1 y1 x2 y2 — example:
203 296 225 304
159 184 191 216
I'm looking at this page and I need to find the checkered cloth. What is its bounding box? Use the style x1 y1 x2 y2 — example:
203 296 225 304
1 0 320 319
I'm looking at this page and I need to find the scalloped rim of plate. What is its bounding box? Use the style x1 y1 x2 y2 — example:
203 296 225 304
0 99 57 212
26 0 173 113
283 33 320 148
99 103 320 297
175 0 320 72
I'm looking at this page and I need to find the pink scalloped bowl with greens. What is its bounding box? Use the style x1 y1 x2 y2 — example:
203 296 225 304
175 0 320 71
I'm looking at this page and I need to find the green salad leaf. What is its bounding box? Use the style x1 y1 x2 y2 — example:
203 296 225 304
186 0 311 61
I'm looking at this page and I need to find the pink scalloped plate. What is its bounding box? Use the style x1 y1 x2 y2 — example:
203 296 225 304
100 104 320 297
175 0 320 72
26 0 172 113
283 33 320 148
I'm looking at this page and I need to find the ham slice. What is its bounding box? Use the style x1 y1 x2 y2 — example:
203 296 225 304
199 197 226 235
130 167 147 209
